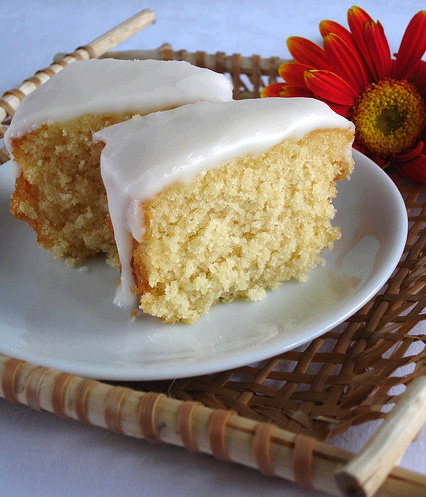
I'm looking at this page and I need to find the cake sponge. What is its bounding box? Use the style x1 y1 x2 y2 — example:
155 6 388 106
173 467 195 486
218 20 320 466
95 98 354 323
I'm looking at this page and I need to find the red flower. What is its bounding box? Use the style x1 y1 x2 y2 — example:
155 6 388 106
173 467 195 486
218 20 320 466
262 7 426 184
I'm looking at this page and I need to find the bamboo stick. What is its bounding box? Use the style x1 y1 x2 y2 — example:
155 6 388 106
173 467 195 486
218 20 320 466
1 23 425 497
84 10 155 59
0 9 155 126
0 354 425 497
54 47 289 76
335 375 426 497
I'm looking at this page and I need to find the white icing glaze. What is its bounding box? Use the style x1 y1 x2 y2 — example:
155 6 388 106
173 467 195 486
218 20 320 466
4 58 233 152
94 98 354 308
11 160 21 180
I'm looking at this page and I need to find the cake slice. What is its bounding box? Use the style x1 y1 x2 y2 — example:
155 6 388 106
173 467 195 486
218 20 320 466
4 59 233 264
94 98 355 324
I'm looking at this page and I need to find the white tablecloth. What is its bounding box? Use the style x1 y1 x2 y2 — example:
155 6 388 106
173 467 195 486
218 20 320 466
1 1 425 496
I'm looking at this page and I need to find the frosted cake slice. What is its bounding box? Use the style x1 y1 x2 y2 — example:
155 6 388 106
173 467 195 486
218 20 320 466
5 59 233 264
94 98 355 324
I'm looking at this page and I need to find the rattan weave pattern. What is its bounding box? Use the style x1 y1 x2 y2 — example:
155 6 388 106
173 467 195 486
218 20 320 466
121 48 426 442
166 173 426 440
0 48 425 447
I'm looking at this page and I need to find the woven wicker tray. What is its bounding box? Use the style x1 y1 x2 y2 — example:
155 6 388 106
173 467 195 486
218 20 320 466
1 11 426 497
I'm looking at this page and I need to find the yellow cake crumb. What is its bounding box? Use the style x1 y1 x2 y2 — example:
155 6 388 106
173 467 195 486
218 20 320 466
9 113 136 263
131 129 353 323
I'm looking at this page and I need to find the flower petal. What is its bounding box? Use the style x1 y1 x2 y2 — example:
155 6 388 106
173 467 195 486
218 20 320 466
320 20 355 50
278 62 312 85
390 141 424 162
393 11 426 80
347 6 375 79
260 83 286 97
323 33 369 93
347 6 374 29
277 85 315 97
413 60 426 98
260 83 314 98
394 152 426 184
287 36 330 69
304 70 358 105
364 21 392 80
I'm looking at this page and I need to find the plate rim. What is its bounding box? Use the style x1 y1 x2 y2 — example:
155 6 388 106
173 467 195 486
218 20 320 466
0 151 408 380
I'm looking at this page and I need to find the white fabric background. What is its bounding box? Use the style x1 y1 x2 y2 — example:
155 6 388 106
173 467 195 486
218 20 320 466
1 1 425 496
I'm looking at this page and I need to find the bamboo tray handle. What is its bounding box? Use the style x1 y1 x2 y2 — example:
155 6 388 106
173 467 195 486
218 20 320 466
1 354 426 497
335 375 426 497
0 8 155 128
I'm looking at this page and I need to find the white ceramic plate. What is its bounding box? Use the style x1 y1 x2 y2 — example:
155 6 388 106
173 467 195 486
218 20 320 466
0 151 407 380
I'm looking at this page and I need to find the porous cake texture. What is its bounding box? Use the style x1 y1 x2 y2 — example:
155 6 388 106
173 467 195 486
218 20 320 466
9 113 132 263
5 59 233 264
95 98 354 324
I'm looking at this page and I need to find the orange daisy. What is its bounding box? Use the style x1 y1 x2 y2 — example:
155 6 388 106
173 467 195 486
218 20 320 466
262 7 426 184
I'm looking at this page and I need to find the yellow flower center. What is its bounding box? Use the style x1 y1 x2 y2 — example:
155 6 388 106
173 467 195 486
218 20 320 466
349 78 426 157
